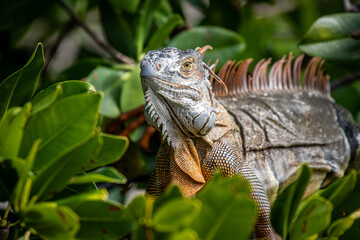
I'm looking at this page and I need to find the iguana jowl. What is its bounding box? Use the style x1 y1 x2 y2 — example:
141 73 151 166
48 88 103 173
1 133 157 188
139 46 360 239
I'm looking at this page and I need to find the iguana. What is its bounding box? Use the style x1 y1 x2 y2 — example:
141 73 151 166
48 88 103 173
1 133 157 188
139 46 360 239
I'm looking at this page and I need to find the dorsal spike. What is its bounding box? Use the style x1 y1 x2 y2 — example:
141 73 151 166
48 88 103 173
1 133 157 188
260 58 272 92
253 59 265 92
225 61 236 94
214 53 330 99
236 59 253 95
277 56 287 90
283 52 294 90
293 55 304 89
230 61 242 95
214 61 232 96
269 55 286 91
306 57 322 92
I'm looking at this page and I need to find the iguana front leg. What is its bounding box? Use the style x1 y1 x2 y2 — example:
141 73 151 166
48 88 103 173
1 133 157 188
203 135 280 240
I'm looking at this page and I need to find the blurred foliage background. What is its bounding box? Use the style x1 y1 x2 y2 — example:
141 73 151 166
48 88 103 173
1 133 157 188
1 0 360 239
1 0 360 200
1 0 360 202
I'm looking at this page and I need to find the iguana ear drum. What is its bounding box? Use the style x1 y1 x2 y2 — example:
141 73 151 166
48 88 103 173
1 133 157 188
189 108 217 136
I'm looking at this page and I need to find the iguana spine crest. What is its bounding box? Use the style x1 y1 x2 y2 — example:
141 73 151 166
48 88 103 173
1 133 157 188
213 53 330 98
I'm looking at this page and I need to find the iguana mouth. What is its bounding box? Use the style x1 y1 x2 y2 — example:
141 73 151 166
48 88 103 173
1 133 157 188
142 75 203 97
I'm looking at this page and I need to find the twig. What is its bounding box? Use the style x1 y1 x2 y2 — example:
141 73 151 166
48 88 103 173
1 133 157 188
331 72 360 90
42 22 74 78
57 0 136 65
343 0 360 12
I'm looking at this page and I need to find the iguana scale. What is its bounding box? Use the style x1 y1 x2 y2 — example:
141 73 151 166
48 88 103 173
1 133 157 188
139 46 360 239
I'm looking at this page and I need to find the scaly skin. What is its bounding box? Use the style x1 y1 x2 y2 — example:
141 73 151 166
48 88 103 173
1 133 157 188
140 47 281 239
140 47 360 239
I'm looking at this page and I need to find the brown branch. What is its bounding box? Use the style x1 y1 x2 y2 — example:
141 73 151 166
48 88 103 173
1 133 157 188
119 115 146 137
57 0 136 65
140 126 157 152
331 72 360 90
106 106 144 134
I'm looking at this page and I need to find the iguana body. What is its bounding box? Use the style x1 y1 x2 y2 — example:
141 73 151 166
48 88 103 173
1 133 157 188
139 47 360 239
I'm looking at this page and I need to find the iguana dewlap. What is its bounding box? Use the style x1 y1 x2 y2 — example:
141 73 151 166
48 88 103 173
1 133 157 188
139 46 360 239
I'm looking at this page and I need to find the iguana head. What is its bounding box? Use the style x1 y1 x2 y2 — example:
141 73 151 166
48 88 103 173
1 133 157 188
140 47 217 148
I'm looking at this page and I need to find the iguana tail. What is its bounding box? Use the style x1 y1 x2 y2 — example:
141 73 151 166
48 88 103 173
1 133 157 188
332 102 360 170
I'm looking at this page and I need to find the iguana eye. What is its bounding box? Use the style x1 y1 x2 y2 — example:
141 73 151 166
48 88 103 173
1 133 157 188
180 58 195 77
183 61 191 69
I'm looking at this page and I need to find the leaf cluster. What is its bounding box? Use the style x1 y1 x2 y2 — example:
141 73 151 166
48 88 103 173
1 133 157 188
0 44 130 239
126 174 256 240
271 165 360 240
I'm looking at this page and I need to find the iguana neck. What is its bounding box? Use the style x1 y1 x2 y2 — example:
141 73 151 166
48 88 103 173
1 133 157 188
164 102 234 197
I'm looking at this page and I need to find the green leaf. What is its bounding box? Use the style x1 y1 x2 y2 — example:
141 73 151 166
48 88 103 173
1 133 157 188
193 175 256 240
67 200 133 239
154 185 183 209
153 198 202 232
132 225 147 240
134 0 162 59
331 173 360 239
99 0 136 59
145 14 183 51
127 195 146 220
290 196 332 240
0 105 31 159
315 170 357 208
51 183 99 202
69 167 126 185
22 202 79 240
30 133 101 201
57 189 109 207
0 43 44 118
31 81 96 113
271 164 312 238
327 209 360 239
169 228 199 240
120 65 144 112
87 67 125 118
129 124 146 142
299 13 360 60
108 0 140 13
84 133 129 171
14 139 41 211
168 26 246 66
331 173 360 219
20 92 102 172
31 85 62 114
